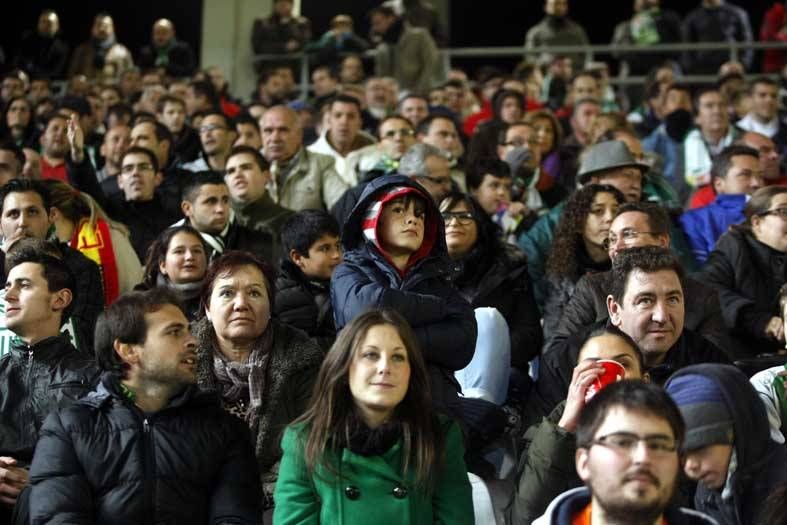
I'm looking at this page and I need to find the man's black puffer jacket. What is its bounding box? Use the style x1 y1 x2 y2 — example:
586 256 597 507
29 372 261 524
0 334 98 463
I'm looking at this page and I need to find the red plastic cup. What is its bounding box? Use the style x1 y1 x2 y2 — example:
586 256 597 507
585 360 626 403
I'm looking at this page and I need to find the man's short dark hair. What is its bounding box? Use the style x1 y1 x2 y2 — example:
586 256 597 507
376 114 413 140
496 121 532 146
416 114 456 137
0 141 25 175
188 80 219 109
466 158 511 190
397 93 428 109
182 170 227 203
613 201 670 236
121 146 159 173
693 86 723 115
573 97 601 115
280 209 341 258
58 95 91 117
750 76 779 93
6 243 76 324
576 380 686 450
202 111 231 130
711 144 760 182
328 94 362 113
134 119 173 146
107 103 133 123
610 246 684 304
369 5 396 18
233 112 259 132
95 288 185 375
0 178 50 213
258 68 280 86
227 145 270 172
156 94 186 114
312 64 338 80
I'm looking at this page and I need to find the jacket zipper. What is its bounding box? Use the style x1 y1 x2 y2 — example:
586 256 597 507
143 418 155 525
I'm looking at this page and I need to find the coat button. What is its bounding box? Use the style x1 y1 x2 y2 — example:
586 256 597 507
392 485 408 499
344 485 360 500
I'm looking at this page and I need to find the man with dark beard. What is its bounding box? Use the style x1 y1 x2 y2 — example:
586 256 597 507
533 381 716 525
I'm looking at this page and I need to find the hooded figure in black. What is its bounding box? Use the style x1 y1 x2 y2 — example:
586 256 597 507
331 174 477 418
665 364 787 525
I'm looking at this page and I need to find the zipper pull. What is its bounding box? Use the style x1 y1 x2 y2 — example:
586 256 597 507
28 349 33 364
143 419 150 433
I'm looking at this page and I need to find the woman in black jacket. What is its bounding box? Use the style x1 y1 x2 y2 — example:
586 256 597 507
699 186 787 356
543 184 624 345
439 192 542 371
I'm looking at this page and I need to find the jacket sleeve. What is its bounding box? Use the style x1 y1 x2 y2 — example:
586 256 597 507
698 247 770 336
272 427 320 525
29 411 94 523
548 275 598 354
320 160 350 210
541 277 571 350
511 412 579 525
507 271 543 368
331 262 476 371
679 212 710 265
433 421 474 525
66 155 108 209
209 419 262 523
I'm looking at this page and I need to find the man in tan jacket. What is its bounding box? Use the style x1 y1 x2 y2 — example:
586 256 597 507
261 106 347 211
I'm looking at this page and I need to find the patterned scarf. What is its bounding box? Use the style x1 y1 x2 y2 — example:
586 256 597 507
212 328 273 428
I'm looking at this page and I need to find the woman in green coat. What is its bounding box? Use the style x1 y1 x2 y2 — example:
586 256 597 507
273 309 474 524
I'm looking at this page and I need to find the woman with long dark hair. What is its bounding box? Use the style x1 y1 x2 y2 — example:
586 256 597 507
1 96 38 148
273 309 473 524
543 184 624 341
440 192 542 371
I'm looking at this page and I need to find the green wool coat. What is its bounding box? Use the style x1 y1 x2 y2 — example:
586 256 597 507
273 419 474 524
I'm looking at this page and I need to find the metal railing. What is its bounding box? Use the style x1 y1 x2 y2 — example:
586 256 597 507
252 40 787 97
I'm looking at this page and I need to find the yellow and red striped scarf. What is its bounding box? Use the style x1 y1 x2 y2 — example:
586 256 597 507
71 218 119 305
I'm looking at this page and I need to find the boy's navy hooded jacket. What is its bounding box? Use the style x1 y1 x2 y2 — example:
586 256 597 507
665 364 787 525
331 175 477 413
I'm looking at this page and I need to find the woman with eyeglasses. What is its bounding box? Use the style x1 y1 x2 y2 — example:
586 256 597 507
439 192 543 373
543 184 625 344
700 186 787 355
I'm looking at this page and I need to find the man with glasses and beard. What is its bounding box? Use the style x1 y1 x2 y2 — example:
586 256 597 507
533 381 716 525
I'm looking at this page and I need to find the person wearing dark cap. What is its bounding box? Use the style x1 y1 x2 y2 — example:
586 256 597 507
665 363 787 525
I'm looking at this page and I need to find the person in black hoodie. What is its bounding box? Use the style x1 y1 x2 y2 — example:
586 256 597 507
331 175 485 427
665 364 787 525
0 248 98 524
527 246 730 424
275 209 342 350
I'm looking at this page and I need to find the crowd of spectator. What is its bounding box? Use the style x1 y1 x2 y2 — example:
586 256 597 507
3 0 787 524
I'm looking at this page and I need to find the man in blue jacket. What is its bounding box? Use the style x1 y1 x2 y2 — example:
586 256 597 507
679 145 762 264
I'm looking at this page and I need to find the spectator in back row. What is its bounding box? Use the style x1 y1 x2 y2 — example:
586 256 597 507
157 94 201 163
681 145 762 265
262 105 347 211
307 95 376 186
182 111 237 173
252 0 312 59
137 18 196 78
525 0 589 70
67 13 133 80
15 10 69 79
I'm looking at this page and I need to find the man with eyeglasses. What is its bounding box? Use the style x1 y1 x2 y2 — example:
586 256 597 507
107 146 182 260
548 201 733 356
665 364 787 525
398 143 452 203
182 112 237 174
344 115 416 185
417 114 466 190
533 380 716 525
680 145 763 265
528 246 729 429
